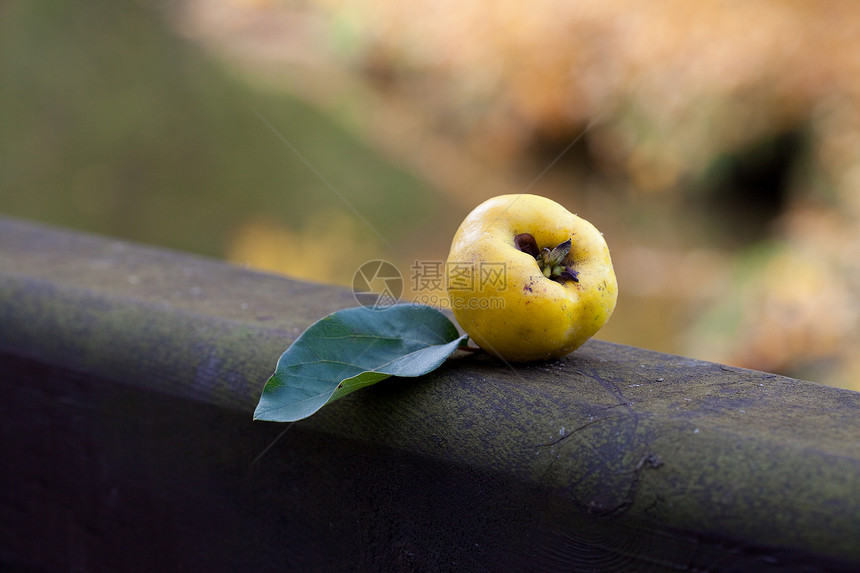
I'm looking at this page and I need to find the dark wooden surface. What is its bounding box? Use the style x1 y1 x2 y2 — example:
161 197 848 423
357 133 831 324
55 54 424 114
2 215 859 572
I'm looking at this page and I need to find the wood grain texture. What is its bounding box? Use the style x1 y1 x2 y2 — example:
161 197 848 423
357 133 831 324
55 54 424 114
1 216 859 572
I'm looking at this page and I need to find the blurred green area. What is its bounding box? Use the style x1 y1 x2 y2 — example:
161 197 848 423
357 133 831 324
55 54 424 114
0 0 438 274
2 0 859 391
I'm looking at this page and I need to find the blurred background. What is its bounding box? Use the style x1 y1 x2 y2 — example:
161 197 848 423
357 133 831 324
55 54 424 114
2 0 859 390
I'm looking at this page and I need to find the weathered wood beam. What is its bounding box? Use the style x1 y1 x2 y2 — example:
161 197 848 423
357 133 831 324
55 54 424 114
1 215 859 571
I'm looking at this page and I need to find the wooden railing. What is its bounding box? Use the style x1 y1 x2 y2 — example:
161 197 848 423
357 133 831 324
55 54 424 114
1 215 859 572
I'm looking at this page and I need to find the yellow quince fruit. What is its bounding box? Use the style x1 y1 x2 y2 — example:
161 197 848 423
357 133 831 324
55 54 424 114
446 194 618 362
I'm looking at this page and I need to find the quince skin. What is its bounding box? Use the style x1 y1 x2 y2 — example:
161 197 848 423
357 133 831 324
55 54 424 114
446 194 618 362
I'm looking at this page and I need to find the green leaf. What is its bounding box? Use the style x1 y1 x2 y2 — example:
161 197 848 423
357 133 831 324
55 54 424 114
253 304 468 422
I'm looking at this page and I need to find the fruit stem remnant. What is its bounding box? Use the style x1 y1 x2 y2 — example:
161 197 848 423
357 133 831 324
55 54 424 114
514 233 579 283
